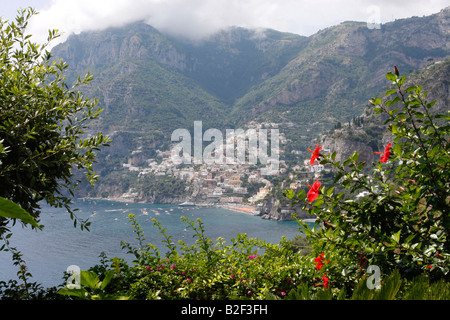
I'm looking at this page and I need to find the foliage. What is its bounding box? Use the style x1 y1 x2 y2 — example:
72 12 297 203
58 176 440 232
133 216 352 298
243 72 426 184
12 66 450 301
0 233 64 300
57 269 130 300
1 11 448 299
55 213 317 300
55 213 449 300
0 8 110 236
0 196 41 230
285 66 449 291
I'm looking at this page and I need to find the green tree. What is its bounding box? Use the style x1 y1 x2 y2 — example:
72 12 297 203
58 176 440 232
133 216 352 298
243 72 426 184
0 8 110 236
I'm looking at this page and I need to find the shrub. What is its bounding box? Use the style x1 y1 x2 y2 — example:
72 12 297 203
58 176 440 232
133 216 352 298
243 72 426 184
285 66 449 291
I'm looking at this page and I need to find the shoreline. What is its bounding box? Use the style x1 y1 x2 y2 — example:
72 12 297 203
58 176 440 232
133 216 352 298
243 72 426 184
78 197 316 222
79 197 260 216
215 204 260 216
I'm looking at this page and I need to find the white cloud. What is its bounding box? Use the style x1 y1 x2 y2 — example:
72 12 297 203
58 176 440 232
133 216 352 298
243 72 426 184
23 0 449 46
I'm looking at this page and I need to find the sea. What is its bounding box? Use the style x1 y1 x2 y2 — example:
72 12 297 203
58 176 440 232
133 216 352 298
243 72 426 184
0 199 307 288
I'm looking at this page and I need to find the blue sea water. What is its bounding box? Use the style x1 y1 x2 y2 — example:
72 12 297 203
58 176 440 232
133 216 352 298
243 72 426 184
0 199 305 288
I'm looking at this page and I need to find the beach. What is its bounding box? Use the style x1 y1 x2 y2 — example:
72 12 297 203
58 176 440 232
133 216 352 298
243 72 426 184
217 204 259 215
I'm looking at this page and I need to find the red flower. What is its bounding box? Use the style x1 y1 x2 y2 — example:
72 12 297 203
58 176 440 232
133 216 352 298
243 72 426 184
308 143 322 165
315 274 329 289
314 253 329 271
375 143 391 163
307 180 321 203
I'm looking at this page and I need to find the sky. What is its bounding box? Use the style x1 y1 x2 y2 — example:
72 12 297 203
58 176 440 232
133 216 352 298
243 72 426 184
1 0 449 46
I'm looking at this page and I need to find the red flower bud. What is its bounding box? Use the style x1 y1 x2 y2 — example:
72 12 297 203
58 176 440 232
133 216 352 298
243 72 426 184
394 65 399 76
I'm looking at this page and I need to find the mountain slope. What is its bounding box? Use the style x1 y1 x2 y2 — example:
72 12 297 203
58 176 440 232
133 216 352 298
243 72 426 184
322 56 450 166
49 7 450 203
233 8 449 127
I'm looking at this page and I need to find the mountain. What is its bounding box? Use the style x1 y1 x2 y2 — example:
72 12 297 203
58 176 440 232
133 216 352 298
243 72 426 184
233 8 449 132
53 23 309 131
50 7 450 208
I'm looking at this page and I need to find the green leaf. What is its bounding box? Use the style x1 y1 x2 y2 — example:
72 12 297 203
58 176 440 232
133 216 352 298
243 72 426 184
393 143 401 156
385 89 397 96
386 96 401 108
386 72 397 81
100 270 115 290
406 86 417 93
80 270 100 289
57 286 89 298
391 230 401 243
404 234 416 244
0 197 41 229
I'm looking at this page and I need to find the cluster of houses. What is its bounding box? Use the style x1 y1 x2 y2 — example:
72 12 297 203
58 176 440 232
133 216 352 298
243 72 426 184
119 122 330 205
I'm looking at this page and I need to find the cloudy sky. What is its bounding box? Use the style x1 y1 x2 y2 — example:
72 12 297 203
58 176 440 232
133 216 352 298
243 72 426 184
1 0 448 45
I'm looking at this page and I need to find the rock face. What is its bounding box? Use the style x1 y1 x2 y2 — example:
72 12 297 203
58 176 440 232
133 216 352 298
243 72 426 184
322 132 376 165
321 55 450 169
257 196 315 221
139 192 188 205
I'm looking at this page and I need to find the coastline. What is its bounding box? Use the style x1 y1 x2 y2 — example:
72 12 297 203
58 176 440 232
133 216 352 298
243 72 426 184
78 197 316 222
79 197 260 216
215 204 259 216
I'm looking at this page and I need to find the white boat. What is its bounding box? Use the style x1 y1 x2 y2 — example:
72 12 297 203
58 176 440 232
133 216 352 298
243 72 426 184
179 201 195 206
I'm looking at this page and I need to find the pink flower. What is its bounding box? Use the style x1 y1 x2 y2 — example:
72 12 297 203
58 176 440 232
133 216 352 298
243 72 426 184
146 265 150 271
171 264 175 270
248 254 259 260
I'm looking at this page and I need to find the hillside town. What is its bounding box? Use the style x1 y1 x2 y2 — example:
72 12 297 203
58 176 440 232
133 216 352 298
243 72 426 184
117 122 331 216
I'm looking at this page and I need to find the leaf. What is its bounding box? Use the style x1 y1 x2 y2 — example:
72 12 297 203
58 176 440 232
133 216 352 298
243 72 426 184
385 97 401 108
406 86 417 93
391 230 401 243
80 270 100 289
386 72 397 81
100 270 115 290
404 234 416 244
57 286 89 298
385 89 397 96
0 197 41 229
373 270 402 300
393 143 402 156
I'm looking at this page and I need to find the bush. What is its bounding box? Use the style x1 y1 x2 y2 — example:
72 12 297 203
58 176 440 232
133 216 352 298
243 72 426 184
285 66 449 290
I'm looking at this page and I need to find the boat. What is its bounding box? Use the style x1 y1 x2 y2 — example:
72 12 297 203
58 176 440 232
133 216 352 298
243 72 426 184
179 201 196 207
